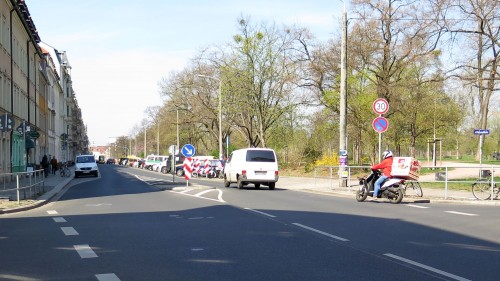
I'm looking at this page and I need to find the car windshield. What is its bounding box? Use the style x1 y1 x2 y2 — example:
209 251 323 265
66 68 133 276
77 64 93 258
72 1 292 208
76 156 95 163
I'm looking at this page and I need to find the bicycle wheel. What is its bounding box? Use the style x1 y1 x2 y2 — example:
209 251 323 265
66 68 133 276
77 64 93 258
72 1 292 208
472 182 492 200
411 181 423 197
60 168 65 177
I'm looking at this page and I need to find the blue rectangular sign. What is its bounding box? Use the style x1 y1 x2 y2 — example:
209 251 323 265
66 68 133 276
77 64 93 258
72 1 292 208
474 129 490 135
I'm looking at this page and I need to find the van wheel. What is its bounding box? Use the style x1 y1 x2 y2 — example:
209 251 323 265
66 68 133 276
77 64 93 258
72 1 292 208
161 167 166 174
254 183 260 189
268 182 275 190
224 176 230 187
237 177 244 189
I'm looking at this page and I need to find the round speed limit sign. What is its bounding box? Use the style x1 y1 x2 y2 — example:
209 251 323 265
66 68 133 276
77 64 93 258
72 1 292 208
372 98 389 115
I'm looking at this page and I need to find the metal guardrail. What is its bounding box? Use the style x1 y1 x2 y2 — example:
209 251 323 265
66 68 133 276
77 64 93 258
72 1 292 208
313 165 499 200
0 169 45 204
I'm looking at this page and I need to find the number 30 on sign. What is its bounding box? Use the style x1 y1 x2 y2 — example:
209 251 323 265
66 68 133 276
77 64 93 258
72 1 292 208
372 98 389 115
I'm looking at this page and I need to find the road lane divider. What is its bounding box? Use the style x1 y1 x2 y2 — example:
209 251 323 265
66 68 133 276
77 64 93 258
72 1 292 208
61 227 79 236
47 210 58 215
384 253 471 281
292 223 349 242
74 244 98 258
53 217 66 223
244 208 276 218
445 211 478 216
407 204 429 209
95 273 121 281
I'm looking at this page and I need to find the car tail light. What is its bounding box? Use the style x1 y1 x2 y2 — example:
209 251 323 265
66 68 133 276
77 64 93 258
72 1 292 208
275 171 279 176
242 170 247 175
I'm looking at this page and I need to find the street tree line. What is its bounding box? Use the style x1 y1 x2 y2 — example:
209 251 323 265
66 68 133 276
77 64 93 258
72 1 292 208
117 0 499 168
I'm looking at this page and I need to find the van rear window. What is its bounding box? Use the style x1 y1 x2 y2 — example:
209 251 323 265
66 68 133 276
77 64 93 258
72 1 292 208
246 150 275 162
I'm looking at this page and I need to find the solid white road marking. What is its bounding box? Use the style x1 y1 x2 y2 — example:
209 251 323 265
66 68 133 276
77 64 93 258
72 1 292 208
445 211 478 216
384 253 471 281
74 244 98 258
407 204 429 209
170 189 225 203
47 210 58 215
95 273 121 281
53 217 66 223
244 208 276 218
61 227 79 236
195 189 214 197
293 223 349 242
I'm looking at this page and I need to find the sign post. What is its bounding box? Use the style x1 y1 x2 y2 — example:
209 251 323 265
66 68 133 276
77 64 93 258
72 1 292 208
372 98 389 161
474 129 490 167
181 144 196 187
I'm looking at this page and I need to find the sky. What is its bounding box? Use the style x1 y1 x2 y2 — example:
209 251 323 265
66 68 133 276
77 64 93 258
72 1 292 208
25 0 344 146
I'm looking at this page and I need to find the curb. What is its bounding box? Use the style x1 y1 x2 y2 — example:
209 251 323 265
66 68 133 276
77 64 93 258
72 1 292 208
0 176 73 215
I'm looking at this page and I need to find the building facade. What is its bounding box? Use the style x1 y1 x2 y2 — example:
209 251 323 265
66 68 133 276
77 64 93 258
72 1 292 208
0 0 88 173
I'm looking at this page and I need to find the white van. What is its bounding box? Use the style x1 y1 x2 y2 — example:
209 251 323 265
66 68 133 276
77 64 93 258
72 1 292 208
223 148 279 190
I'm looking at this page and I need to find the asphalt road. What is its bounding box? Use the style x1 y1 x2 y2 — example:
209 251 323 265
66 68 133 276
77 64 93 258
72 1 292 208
1 165 498 280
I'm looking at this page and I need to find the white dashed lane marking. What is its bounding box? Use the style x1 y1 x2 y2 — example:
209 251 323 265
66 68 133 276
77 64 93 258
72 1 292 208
95 273 121 281
74 244 98 258
53 217 66 223
293 223 349 242
244 208 276 218
407 204 429 209
61 227 79 236
47 210 58 215
445 211 478 216
384 253 471 281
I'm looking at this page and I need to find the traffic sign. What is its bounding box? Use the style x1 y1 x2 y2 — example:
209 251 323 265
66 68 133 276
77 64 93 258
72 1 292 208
181 144 196 157
372 117 389 133
474 129 490 135
0 114 14 132
373 98 389 115
30 130 40 139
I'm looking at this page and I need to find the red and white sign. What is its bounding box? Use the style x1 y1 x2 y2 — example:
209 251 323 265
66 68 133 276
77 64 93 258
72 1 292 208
372 98 389 115
183 157 192 180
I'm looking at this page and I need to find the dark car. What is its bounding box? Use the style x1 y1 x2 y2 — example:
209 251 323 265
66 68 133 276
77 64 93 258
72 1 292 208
106 158 115 164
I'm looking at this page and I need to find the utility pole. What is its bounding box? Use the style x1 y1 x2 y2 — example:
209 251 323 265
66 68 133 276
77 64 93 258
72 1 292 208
339 4 348 187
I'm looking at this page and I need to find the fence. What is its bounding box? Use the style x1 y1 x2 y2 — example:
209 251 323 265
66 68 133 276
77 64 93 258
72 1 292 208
0 169 45 204
313 164 499 200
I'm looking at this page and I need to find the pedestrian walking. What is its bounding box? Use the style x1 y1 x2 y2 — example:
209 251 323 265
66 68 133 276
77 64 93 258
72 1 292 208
41 155 49 177
50 156 58 175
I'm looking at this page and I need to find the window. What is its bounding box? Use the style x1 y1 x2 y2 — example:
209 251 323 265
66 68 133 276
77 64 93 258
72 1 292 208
246 150 275 162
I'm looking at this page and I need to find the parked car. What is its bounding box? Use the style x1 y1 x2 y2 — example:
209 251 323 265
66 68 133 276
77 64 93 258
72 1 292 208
106 158 115 164
223 148 278 190
144 155 169 170
158 155 184 174
75 155 99 178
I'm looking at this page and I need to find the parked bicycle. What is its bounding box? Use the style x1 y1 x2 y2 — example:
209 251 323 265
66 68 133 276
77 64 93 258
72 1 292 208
472 178 499 200
59 162 71 177
405 181 423 197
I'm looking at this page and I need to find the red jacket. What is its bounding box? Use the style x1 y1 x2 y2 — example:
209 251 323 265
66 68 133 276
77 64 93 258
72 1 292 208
371 157 393 177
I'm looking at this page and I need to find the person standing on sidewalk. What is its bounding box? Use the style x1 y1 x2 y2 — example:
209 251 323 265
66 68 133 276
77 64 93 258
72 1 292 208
371 150 394 198
50 156 58 175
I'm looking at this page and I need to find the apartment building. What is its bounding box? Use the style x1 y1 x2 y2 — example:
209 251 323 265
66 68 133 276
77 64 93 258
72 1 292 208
0 0 88 173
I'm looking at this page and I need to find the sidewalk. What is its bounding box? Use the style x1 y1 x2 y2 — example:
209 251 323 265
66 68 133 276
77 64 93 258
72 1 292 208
0 169 74 214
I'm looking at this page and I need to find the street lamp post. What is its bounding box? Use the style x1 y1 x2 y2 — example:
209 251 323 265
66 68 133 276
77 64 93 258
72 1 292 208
198 74 222 159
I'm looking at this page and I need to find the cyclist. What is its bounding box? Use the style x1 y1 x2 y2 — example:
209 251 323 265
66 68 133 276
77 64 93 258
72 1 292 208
371 150 394 198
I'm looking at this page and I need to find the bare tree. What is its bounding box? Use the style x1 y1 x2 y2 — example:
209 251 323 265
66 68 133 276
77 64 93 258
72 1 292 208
441 0 500 159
